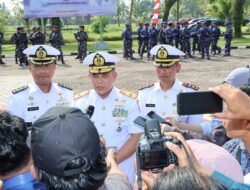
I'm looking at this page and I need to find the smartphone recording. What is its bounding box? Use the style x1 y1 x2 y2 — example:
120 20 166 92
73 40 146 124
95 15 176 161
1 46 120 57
177 91 223 115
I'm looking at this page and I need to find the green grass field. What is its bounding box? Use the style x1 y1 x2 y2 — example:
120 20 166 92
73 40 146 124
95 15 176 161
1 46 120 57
2 24 250 54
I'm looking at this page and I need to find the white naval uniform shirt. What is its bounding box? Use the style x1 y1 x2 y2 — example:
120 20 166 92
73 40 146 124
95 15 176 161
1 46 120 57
74 87 143 184
7 82 74 123
137 80 203 124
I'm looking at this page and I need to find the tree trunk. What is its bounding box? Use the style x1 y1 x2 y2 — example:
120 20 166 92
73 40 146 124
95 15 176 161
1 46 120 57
129 0 134 24
163 0 177 21
232 0 245 38
117 15 120 27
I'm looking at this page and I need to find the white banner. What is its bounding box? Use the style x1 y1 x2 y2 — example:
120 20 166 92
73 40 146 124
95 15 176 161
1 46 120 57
23 0 117 18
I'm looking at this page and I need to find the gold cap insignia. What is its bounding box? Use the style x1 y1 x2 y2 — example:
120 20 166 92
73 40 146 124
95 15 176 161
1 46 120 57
157 47 168 59
93 54 105 66
36 47 47 59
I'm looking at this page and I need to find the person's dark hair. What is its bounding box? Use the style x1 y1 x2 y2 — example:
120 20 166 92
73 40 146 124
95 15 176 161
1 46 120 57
239 85 250 97
152 167 226 190
35 144 108 190
0 111 30 176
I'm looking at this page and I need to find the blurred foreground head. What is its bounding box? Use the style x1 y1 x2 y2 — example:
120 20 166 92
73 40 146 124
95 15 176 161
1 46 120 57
31 107 107 190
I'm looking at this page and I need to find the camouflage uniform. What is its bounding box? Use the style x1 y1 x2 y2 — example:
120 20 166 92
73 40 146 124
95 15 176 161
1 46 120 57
29 27 36 45
224 21 233 56
0 31 5 64
49 26 65 64
199 23 211 59
148 24 159 60
34 30 45 45
180 22 191 58
137 23 143 55
75 29 88 61
158 22 167 44
10 27 28 66
139 23 150 59
211 22 221 55
166 22 174 46
173 22 181 48
122 24 133 59
191 23 201 54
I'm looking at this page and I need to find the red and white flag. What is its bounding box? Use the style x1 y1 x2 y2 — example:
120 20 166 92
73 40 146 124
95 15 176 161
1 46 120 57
152 0 160 24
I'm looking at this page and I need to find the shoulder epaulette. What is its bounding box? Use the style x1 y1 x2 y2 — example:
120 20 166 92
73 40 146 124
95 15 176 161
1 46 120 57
74 90 89 99
12 85 29 94
138 83 154 90
58 83 73 90
120 89 137 99
182 82 199 91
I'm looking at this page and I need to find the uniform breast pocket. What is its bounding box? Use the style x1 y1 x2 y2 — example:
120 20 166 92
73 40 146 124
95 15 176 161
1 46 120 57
113 122 129 136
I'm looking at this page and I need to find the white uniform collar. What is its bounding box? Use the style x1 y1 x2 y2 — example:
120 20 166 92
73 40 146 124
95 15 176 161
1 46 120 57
155 79 181 92
29 82 58 94
92 86 117 101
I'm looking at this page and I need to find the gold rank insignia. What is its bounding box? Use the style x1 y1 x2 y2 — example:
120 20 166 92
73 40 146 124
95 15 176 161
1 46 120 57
157 47 168 59
93 53 105 66
36 47 47 59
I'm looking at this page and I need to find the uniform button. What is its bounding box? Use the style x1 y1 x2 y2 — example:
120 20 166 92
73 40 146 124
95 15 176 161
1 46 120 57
164 95 167 99
46 100 49 104
102 106 106 110
162 112 166 116
33 116 36 119
101 123 106 127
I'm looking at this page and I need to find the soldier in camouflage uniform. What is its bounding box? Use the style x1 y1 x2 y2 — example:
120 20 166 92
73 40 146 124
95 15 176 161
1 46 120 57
0 31 6 64
166 21 174 46
211 21 221 55
122 24 133 60
75 25 88 61
191 21 201 54
174 21 181 48
180 21 192 58
29 27 36 45
158 21 167 44
148 23 159 60
139 22 150 59
10 26 28 66
199 21 211 60
137 22 143 56
49 25 65 64
224 20 233 56
33 27 45 45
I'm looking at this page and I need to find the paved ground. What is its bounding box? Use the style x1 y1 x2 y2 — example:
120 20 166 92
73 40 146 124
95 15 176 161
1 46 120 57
1 49 250 109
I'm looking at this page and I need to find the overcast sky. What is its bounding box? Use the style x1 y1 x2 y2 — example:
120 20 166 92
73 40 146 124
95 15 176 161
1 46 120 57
0 0 15 10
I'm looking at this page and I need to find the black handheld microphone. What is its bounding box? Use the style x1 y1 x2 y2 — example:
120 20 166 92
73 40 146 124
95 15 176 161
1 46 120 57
86 105 95 118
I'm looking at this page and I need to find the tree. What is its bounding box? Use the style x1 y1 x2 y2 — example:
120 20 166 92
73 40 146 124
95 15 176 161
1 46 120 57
206 0 232 21
117 0 129 26
0 3 9 32
163 0 177 21
232 0 246 37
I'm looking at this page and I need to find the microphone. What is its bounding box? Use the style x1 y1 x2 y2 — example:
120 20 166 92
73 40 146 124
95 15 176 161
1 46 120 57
86 105 95 118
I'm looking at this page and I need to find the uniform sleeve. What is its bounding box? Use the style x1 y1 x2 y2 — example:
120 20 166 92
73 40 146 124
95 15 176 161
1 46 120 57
136 91 146 117
7 94 25 119
128 99 144 134
211 171 250 190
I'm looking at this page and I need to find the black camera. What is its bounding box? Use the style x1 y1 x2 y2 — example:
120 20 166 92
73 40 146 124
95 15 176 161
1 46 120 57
137 119 180 170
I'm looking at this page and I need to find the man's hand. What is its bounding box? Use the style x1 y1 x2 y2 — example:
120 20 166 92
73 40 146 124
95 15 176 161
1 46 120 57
106 149 126 177
209 84 250 120
164 132 212 177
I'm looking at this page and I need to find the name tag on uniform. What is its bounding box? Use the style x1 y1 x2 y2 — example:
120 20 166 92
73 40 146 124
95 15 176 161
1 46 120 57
146 104 155 107
27 107 39 111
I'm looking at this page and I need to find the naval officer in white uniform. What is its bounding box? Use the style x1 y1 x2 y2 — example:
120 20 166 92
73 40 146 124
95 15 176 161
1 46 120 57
137 44 203 124
74 52 143 185
7 45 74 126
